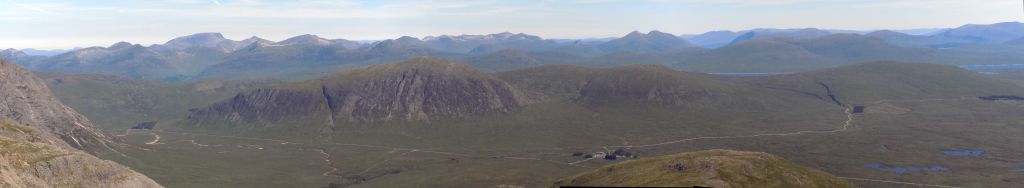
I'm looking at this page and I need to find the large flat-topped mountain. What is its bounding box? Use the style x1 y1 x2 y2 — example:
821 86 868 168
185 57 522 133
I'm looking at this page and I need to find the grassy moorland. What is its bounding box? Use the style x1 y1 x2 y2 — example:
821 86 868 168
53 60 1024 188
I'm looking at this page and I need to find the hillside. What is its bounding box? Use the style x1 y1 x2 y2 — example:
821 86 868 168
552 150 855 188
31 43 186 81
791 34 923 63
0 57 161 187
939 22 1024 43
747 61 1024 105
0 49 44 66
678 39 835 72
684 30 745 48
675 33 1024 73
728 28 832 44
463 49 543 72
37 72 277 130
865 30 972 48
499 63 833 110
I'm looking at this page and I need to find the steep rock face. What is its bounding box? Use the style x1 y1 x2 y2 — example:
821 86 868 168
0 58 161 187
187 57 522 129
552 150 855 188
0 58 108 151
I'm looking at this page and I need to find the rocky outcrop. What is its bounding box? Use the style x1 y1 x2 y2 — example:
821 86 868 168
0 57 161 187
0 122 161 188
187 57 522 129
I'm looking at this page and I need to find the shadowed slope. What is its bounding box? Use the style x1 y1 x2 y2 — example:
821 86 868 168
748 61 1024 105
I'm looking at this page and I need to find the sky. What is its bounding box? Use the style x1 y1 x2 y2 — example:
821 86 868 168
2 0 1022 49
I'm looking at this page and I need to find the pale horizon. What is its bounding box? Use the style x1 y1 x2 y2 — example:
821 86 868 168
3 0 1022 50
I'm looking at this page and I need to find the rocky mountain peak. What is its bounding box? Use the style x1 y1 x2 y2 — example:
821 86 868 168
277 34 333 46
1 48 27 59
601 31 695 52
647 30 674 37
163 32 229 48
371 37 429 53
624 31 646 38
109 41 135 49
395 36 423 43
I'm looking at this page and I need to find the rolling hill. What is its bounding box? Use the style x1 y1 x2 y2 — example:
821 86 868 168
552 150 855 188
37 72 277 131
728 28 832 45
746 61 1024 105
678 39 835 72
939 22 1024 43
599 31 696 53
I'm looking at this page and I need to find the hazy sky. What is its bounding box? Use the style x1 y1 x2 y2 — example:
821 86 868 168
2 0 1022 49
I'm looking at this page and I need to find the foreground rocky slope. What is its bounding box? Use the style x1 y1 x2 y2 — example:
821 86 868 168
0 58 161 187
552 150 855 188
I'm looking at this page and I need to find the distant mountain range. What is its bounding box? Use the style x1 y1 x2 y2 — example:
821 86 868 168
5 22 1024 82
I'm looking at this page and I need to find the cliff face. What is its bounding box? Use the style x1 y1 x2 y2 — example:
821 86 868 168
0 58 161 188
187 57 522 130
0 58 107 151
